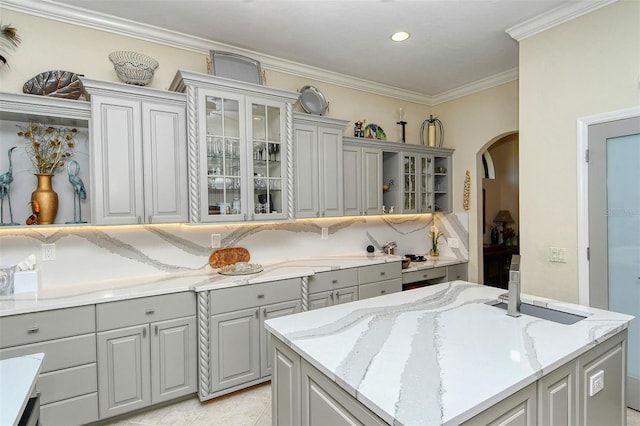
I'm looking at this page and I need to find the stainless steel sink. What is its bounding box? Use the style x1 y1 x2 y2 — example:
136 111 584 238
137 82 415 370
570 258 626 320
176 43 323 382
486 300 588 324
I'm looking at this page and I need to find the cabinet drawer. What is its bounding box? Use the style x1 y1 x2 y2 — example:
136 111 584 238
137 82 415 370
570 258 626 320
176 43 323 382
96 292 195 331
211 278 300 314
447 263 468 281
41 392 98 426
0 305 95 348
358 262 401 284
308 269 358 293
402 267 447 285
0 334 96 373
39 363 97 405
359 279 402 300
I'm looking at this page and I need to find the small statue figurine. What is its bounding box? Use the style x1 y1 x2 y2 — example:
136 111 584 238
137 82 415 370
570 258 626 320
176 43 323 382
354 120 365 138
66 160 87 223
0 147 18 226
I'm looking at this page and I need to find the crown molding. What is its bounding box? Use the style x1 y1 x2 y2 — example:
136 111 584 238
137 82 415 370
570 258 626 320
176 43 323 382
506 0 618 41
431 68 519 105
2 0 517 106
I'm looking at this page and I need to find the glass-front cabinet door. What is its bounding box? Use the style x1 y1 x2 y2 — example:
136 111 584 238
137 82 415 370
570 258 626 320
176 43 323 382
248 98 286 220
197 89 289 222
402 153 417 213
418 155 434 213
200 91 246 222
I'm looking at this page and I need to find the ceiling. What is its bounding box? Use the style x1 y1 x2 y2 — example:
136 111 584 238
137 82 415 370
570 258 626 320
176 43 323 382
45 0 578 98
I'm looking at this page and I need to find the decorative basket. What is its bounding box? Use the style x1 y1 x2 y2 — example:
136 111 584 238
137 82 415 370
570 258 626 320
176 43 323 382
108 51 159 86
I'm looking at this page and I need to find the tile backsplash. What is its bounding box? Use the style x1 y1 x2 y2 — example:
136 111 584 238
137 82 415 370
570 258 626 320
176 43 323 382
0 213 468 289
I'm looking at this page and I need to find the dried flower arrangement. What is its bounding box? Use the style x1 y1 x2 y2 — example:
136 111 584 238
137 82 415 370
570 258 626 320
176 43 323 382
17 123 77 174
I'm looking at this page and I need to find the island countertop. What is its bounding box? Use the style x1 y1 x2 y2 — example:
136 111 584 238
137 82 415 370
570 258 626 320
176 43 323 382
264 280 634 425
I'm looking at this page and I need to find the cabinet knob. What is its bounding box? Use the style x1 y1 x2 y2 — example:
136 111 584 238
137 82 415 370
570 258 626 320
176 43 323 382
380 271 386 276
145 309 155 315
257 294 265 299
332 279 338 284
27 326 39 334
381 289 386 294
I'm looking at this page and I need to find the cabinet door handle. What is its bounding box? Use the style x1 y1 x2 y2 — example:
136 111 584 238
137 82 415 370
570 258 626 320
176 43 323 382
257 294 265 299
335 291 340 297
380 271 386 276
330 292 334 302
332 279 338 284
255 309 259 319
155 325 158 335
137 216 142 224
27 326 39 334
143 328 147 338
146 309 155 315
263 308 266 317
381 289 386 294
148 216 152 224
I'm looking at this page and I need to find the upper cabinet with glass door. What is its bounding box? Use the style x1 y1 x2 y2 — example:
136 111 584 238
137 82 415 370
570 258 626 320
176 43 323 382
170 70 298 223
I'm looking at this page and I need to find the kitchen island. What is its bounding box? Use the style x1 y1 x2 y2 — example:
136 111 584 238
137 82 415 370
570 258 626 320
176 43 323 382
265 281 634 425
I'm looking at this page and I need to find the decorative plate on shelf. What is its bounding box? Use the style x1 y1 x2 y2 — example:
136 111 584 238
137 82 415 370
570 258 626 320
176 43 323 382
364 123 386 140
218 263 264 275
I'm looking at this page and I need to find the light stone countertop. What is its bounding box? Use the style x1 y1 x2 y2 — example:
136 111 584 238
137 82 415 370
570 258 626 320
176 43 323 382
0 352 44 426
0 253 456 316
264 281 634 426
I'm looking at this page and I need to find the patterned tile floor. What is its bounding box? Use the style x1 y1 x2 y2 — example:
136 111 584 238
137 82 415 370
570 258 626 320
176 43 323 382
103 383 639 426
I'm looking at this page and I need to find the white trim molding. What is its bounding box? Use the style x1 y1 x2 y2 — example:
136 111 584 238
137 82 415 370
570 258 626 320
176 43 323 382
506 0 618 41
576 105 640 306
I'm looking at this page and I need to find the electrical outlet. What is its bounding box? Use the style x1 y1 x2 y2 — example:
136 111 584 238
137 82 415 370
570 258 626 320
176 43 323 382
589 370 604 397
41 243 56 261
447 238 459 248
211 234 221 248
321 228 329 240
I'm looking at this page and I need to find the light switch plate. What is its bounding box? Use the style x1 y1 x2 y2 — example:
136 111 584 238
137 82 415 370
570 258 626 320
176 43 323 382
211 234 221 248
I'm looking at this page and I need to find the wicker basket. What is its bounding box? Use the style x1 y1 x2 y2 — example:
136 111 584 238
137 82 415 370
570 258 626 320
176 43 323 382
108 51 159 86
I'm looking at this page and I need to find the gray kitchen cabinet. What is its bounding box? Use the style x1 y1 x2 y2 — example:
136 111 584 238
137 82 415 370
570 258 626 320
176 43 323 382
578 329 626 425
308 269 359 310
271 336 386 426
343 143 384 216
83 78 187 225
209 299 301 391
358 262 402 299
171 71 298 223
0 305 98 426
402 266 448 290
538 356 577 425
294 113 349 218
462 382 538 425
210 307 260 392
205 278 301 397
447 263 468 281
96 292 196 419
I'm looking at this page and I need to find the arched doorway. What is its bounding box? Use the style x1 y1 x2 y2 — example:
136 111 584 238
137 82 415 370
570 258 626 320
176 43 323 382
476 132 519 286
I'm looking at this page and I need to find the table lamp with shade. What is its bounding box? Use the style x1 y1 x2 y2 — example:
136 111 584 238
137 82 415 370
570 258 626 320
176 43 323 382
493 210 514 244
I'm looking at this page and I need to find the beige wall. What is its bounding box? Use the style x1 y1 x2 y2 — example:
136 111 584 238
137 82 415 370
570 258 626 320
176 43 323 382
434 81 519 281
519 0 640 302
0 9 431 144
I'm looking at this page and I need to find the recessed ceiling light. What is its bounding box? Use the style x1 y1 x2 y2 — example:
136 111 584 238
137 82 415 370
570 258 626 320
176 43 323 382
391 31 410 42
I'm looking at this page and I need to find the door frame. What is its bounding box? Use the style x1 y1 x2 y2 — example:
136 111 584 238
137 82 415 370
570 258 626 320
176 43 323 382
576 106 640 305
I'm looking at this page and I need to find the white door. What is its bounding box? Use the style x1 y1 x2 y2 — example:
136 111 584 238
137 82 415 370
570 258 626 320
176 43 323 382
588 116 640 410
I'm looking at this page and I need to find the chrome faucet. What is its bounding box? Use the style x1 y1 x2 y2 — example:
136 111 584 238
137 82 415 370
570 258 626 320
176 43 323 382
506 255 521 317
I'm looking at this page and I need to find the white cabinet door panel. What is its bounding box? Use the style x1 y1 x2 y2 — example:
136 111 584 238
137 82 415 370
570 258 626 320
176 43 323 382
318 127 343 217
260 300 301 377
362 148 383 215
343 146 362 216
294 124 319 218
143 102 188 224
92 97 143 225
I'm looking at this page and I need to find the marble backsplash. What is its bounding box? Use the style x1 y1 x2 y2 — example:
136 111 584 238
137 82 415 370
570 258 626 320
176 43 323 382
0 213 468 289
